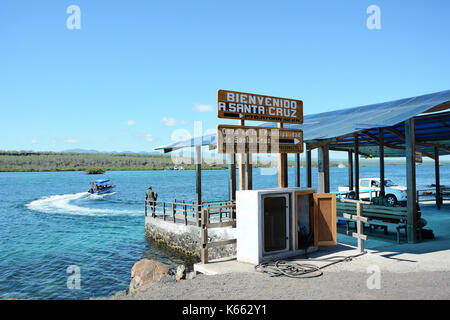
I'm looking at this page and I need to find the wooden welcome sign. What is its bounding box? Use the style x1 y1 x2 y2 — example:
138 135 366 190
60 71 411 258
217 89 303 124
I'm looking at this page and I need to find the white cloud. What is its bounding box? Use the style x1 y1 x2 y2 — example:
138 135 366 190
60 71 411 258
64 139 78 144
161 117 178 127
192 104 213 112
144 134 153 142
31 139 37 144
125 120 136 126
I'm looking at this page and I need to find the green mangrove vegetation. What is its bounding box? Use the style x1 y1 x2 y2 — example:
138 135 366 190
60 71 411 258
0 151 445 173
0 151 226 172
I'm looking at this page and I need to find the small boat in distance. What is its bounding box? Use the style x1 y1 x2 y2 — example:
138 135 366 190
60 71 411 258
88 179 116 195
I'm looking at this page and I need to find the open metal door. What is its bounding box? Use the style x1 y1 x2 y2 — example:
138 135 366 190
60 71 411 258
313 193 337 246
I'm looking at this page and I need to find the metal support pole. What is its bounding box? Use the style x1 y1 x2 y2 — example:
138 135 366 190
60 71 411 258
196 145 202 206
405 119 417 243
295 153 300 188
435 147 441 210
354 134 360 200
306 146 312 188
379 128 385 197
348 150 354 191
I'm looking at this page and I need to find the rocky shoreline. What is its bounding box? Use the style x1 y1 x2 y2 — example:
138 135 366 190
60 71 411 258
105 258 197 299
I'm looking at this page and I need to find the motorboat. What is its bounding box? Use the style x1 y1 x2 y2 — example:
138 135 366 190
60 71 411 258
88 179 115 195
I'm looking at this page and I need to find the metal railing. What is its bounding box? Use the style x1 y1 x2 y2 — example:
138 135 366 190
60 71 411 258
145 199 235 226
200 203 237 264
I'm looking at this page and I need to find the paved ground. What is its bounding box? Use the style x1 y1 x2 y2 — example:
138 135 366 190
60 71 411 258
115 270 448 300
111 203 450 300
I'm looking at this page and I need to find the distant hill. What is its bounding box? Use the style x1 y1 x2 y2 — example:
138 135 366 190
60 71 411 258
62 149 162 155
62 149 100 153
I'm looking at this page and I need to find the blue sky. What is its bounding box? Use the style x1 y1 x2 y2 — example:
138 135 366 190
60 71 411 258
1 0 449 159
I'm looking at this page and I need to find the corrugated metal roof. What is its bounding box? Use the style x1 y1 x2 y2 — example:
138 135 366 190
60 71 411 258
154 90 450 156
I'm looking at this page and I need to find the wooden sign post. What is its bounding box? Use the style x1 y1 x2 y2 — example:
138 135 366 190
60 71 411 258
217 89 303 190
217 124 303 154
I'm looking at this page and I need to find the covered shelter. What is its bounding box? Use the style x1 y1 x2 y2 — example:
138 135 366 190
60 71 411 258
155 89 450 243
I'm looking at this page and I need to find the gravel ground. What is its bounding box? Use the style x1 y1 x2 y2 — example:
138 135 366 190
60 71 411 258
111 270 449 300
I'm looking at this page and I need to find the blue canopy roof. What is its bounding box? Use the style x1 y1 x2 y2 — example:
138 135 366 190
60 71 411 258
94 179 110 184
154 90 450 157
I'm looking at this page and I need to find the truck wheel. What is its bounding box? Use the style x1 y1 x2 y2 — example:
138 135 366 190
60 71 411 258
386 194 397 207
348 192 356 200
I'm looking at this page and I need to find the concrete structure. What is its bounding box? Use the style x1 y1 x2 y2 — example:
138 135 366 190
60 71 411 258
145 216 236 260
236 187 318 264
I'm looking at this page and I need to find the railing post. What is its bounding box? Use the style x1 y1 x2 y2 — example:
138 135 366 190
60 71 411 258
356 202 364 253
152 200 156 218
173 199 176 223
163 202 166 221
201 208 208 264
183 200 187 225
197 202 202 227
145 199 147 217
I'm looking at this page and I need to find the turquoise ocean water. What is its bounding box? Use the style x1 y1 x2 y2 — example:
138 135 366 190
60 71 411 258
0 164 448 299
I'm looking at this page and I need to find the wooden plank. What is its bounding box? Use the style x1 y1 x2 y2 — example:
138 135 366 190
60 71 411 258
338 230 368 240
206 238 237 249
342 213 368 223
207 221 236 229
313 193 337 246
229 154 236 202
246 153 253 190
338 199 372 205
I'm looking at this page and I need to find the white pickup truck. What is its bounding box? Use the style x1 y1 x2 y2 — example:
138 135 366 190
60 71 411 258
338 178 407 206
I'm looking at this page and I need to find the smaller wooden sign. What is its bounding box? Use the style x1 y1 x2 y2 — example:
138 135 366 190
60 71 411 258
217 124 303 154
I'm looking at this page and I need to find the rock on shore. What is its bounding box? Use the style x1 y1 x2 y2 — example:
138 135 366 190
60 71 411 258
129 259 169 294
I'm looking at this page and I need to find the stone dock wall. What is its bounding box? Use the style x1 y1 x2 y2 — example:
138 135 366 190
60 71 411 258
145 216 236 260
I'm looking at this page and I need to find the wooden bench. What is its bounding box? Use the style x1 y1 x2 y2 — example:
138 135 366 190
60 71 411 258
336 201 408 243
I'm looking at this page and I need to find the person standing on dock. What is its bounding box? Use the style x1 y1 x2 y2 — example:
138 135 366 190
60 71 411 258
146 186 158 215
